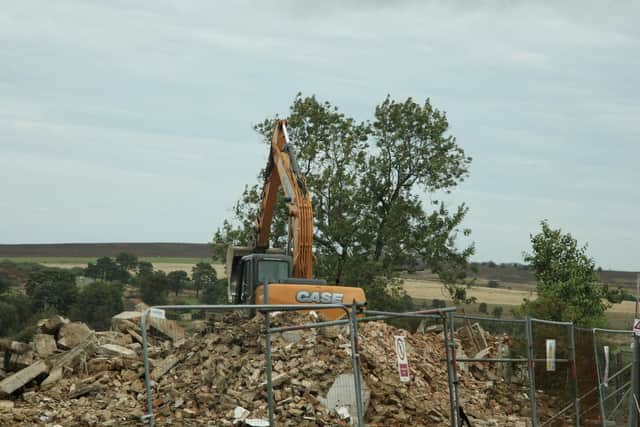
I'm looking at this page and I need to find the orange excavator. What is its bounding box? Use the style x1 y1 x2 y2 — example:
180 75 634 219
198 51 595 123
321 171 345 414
226 120 366 320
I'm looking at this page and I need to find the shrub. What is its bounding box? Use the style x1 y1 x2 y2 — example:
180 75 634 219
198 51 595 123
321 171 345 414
431 299 446 309
492 306 503 318
70 281 124 330
487 280 500 288
478 302 488 314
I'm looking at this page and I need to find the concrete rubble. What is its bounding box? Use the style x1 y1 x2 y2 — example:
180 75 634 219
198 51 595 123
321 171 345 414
0 309 565 426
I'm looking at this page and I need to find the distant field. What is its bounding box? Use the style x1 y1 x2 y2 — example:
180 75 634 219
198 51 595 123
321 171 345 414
405 278 635 329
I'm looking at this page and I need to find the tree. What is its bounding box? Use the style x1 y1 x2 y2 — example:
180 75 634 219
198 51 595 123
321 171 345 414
192 263 217 297
137 261 154 276
0 293 33 336
201 279 227 304
0 277 12 294
70 281 124 330
478 302 488 314
85 257 128 282
216 94 474 310
116 252 139 277
518 220 612 327
25 269 78 314
492 306 503 318
139 271 169 306
167 270 189 297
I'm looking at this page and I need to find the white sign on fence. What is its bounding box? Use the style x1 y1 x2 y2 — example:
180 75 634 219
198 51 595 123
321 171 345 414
149 308 166 319
603 346 610 387
634 319 640 336
546 339 556 372
394 336 410 382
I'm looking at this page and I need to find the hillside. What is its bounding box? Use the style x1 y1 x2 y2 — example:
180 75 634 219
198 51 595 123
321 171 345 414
0 243 212 259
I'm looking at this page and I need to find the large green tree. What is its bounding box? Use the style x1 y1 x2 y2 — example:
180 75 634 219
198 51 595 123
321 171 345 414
167 270 189 297
139 270 169 306
192 262 217 297
70 281 124 330
518 221 613 327
25 269 78 314
214 94 474 309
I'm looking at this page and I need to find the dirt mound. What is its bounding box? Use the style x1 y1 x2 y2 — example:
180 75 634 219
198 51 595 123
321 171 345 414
0 311 538 426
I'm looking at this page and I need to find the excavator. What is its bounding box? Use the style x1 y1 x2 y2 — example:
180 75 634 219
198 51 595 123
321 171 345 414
226 120 366 320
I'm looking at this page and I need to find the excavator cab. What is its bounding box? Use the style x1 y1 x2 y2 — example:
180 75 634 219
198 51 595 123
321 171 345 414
234 253 291 304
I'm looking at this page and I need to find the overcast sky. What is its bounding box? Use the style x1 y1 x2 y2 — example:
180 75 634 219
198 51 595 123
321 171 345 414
1 1 638 270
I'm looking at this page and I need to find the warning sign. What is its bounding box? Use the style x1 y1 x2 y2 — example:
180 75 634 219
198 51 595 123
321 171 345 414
149 308 166 319
634 319 640 336
603 346 610 387
394 336 410 382
545 339 556 372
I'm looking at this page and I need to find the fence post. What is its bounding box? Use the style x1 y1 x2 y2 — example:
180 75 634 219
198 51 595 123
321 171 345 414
568 323 580 426
348 305 365 427
141 311 155 427
526 317 538 427
630 333 639 427
264 314 275 426
449 312 461 425
592 330 606 426
443 312 457 427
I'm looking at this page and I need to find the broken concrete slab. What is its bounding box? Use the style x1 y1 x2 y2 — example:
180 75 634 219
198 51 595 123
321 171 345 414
99 344 136 359
38 315 69 335
47 340 97 372
8 350 35 370
40 366 63 389
95 331 132 347
126 328 143 344
0 400 14 410
9 341 31 354
33 334 57 358
0 360 49 395
112 311 185 341
151 354 181 381
319 373 370 415
57 322 93 350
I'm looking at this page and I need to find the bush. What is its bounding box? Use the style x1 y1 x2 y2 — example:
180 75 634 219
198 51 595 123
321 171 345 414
478 302 488 314
139 271 169 306
70 281 124 330
201 279 228 305
492 306 503 318
487 280 500 288
431 299 446 309
26 269 78 314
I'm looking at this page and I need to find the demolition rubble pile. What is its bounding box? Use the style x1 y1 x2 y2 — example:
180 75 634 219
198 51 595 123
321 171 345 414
0 308 552 426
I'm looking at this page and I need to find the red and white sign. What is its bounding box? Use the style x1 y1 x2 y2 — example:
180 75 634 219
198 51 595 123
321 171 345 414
394 336 410 383
634 319 640 337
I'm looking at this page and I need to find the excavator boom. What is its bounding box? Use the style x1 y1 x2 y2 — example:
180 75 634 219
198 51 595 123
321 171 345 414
255 120 313 278
226 120 366 319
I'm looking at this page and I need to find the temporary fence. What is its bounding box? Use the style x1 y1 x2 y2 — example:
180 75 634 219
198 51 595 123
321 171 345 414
136 304 639 427
137 303 457 427
446 314 638 427
447 314 532 426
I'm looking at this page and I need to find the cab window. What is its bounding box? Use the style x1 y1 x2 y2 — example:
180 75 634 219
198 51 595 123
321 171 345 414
257 260 289 284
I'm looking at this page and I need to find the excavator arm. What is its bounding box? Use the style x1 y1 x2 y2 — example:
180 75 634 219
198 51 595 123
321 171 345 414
225 119 366 319
254 120 314 279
